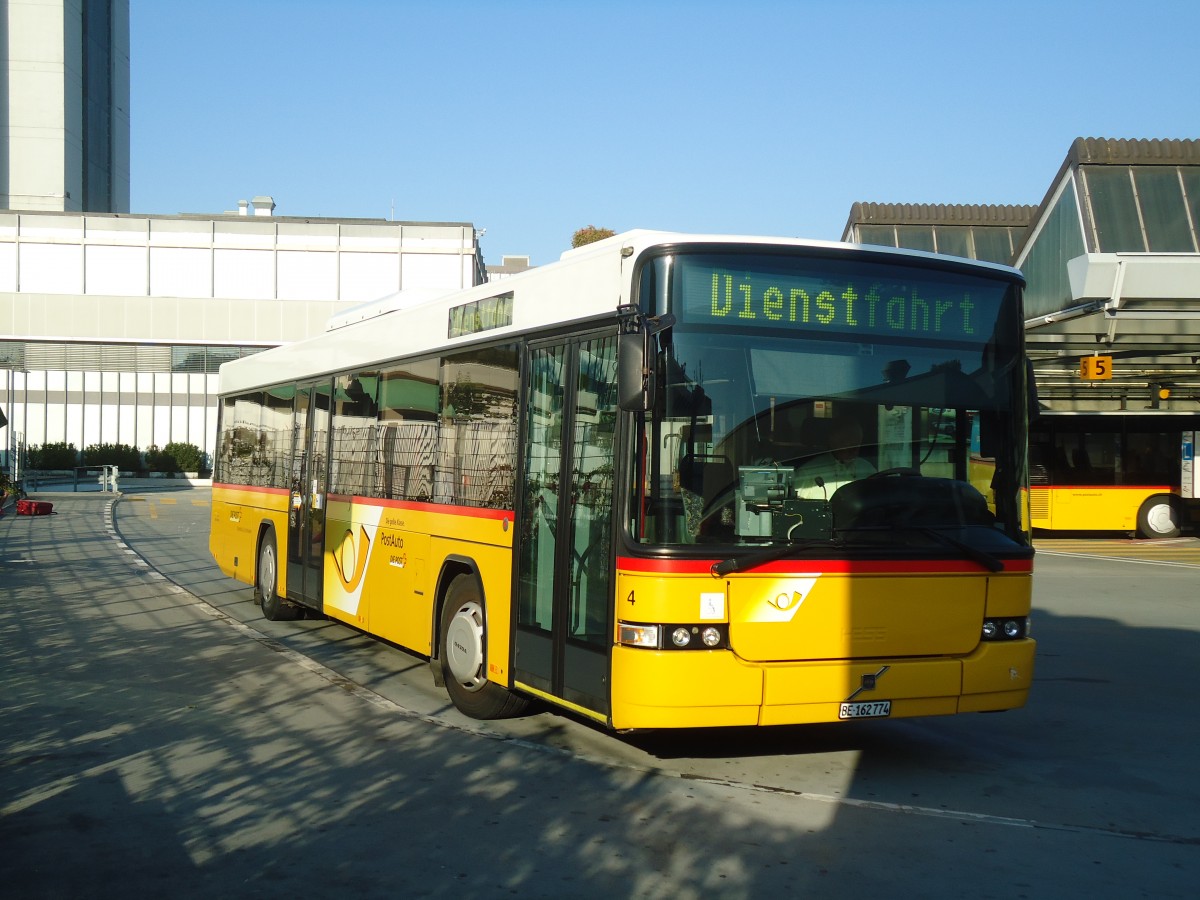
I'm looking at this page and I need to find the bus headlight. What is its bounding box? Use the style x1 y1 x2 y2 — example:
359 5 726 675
981 617 1028 641
619 622 729 650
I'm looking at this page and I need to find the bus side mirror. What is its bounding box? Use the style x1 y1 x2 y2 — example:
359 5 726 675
618 331 654 412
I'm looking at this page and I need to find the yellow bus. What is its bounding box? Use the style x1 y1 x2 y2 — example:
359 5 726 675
210 231 1035 729
1029 411 1200 538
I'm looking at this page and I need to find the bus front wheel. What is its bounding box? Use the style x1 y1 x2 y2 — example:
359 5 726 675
439 574 529 720
258 530 299 621
1137 495 1181 539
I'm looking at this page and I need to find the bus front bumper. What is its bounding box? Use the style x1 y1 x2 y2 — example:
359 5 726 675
609 639 1036 730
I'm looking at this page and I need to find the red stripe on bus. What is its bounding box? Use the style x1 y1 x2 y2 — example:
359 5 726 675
616 556 1033 575
1032 484 1175 492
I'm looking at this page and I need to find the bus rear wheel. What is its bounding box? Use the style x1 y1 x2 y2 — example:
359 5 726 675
439 573 529 719
1137 495 1181 539
258 530 299 621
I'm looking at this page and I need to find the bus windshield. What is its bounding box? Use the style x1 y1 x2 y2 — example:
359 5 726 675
630 251 1030 554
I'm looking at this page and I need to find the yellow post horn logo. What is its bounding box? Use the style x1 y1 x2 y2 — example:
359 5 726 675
333 526 371 591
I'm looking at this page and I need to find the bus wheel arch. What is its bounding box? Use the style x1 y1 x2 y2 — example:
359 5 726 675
435 563 529 719
1137 494 1182 539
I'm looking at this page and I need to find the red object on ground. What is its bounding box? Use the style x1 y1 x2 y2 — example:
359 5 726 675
16 499 54 516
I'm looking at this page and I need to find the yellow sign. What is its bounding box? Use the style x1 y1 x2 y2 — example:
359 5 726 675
1080 355 1113 380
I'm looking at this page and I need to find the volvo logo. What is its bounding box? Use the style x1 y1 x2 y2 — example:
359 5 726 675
845 665 891 702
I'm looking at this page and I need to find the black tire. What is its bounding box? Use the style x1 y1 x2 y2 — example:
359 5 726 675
1137 494 1181 539
258 529 299 621
439 573 529 719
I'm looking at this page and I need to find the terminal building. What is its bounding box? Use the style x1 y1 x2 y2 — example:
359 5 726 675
0 207 485 470
1 0 130 214
1 1 485 474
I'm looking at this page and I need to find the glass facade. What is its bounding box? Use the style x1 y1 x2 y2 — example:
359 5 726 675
1134 167 1197 251
82 0 116 212
854 222 1025 264
1079 164 1200 253
1082 167 1145 252
0 342 262 471
1019 179 1086 319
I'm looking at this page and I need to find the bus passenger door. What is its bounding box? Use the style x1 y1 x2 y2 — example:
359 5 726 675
514 333 618 717
287 381 331 608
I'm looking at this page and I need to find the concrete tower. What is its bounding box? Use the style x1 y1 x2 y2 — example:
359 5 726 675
1 0 130 212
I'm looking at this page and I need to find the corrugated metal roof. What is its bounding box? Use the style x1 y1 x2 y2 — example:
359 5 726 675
1068 137 1200 166
844 202 1037 228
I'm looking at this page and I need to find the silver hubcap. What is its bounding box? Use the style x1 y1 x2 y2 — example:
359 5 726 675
445 600 486 691
260 545 275 599
1145 503 1176 535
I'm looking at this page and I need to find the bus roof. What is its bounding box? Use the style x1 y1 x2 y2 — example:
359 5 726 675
218 229 1025 396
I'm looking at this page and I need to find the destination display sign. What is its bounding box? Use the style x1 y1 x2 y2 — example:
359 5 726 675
676 256 1012 345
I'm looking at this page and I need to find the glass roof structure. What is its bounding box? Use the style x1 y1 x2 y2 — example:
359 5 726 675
841 202 1036 265
1014 138 1200 409
842 139 1200 411
1015 138 1200 321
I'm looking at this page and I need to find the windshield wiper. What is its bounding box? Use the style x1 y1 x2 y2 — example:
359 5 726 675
916 526 1005 572
841 524 1004 573
711 539 838 577
712 525 1006 577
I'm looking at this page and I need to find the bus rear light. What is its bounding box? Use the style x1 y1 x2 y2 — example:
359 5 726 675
982 616 1029 641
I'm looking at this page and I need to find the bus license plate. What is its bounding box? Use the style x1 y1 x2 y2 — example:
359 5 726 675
839 700 891 720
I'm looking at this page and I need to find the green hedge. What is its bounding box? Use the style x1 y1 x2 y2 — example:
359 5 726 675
83 443 142 471
147 442 205 473
26 441 207 474
26 442 78 469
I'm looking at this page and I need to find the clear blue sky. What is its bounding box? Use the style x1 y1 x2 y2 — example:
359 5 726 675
131 0 1199 267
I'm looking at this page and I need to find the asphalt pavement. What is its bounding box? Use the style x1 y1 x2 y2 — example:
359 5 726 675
0 493 862 898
